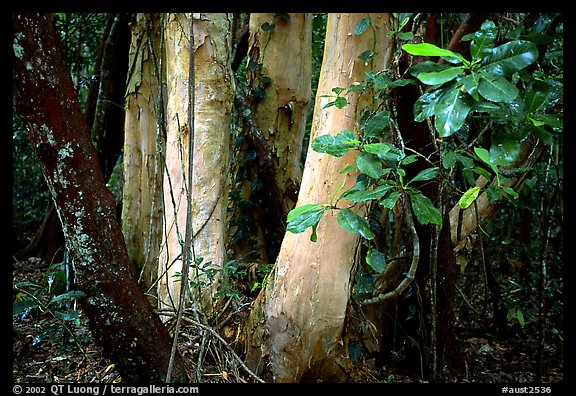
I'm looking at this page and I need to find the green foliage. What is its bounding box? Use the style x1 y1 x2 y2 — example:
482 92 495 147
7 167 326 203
13 255 86 347
287 30 452 242
286 15 562 267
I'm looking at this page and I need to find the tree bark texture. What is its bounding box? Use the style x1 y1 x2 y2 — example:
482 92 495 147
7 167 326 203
122 13 165 294
245 13 394 383
157 13 234 318
13 13 188 383
247 13 312 218
230 13 313 263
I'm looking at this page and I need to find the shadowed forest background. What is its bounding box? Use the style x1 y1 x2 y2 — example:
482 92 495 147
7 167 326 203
12 12 563 383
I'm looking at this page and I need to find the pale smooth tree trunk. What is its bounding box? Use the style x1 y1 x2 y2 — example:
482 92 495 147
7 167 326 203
245 13 394 382
158 13 234 318
122 13 165 293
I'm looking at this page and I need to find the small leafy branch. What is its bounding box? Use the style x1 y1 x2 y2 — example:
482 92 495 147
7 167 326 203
403 20 562 206
285 18 562 305
287 89 441 243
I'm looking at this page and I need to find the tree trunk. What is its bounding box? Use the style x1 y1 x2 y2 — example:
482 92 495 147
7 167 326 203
230 13 312 263
14 13 130 264
245 13 394 383
158 13 234 319
122 13 165 294
247 12 312 221
13 13 188 383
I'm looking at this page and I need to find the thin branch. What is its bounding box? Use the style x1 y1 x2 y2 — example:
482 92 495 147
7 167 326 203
361 194 420 306
157 308 266 382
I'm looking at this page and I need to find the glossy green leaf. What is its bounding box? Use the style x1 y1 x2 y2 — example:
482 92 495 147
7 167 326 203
474 147 492 166
403 43 465 63
363 142 392 159
286 203 327 234
363 111 390 138
442 150 456 169
469 20 497 59
356 152 385 179
312 130 358 157
343 184 394 203
408 167 439 184
434 86 473 137
416 66 466 85
414 88 444 122
478 72 519 103
481 40 538 77
410 192 442 225
490 139 520 166
366 248 387 273
459 186 481 209
337 209 375 240
476 74 518 103
379 190 400 209
524 79 552 114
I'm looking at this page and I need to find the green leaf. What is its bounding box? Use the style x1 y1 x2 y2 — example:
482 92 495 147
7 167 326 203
409 61 466 85
408 167 439 185
469 20 497 59
358 50 375 63
474 147 492 166
337 209 375 240
403 43 466 63
343 184 394 203
286 203 327 234
49 290 86 304
490 139 520 166
356 152 385 179
524 79 552 114
363 111 390 138
311 130 358 157
410 192 442 225
478 72 519 103
516 308 525 328
362 142 392 159
434 86 473 137
459 186 481 209
418 66 466 85
442 150 456 169
414 88 444 122
481 40 538 77
502 186 519 199
366 248 387 273
355 18 371 36
380 190 400 209
323 95 349 110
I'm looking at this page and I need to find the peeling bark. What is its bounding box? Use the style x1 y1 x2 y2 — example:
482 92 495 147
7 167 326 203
122 13 165 293
245 13 394 383
158 13 234 318
13 13 188 383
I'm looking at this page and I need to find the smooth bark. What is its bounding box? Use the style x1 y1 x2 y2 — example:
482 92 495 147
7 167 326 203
245 13 394 382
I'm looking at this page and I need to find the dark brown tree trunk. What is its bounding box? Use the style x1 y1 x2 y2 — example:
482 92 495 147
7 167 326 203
89 13 131 181
13 13 188 383
15 13 130 263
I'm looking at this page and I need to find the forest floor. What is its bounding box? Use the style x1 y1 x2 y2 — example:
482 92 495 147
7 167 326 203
12 255 564 384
